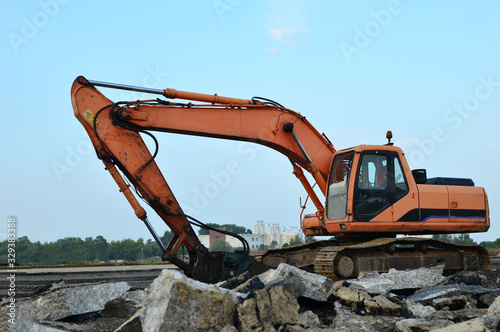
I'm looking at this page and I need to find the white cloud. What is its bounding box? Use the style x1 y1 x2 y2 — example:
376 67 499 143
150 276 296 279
261 1 310 46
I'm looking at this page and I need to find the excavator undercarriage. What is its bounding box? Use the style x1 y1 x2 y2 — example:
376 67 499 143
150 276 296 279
253 237 490 280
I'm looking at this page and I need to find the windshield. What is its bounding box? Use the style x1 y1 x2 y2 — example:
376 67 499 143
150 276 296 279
326 152 354 220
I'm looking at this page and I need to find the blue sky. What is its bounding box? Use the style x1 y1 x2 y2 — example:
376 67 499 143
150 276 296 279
1 0 499 244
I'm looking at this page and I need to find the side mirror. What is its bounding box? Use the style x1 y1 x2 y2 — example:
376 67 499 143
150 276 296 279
412 169 427 184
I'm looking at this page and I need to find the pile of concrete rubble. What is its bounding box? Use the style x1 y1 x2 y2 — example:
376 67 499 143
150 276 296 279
2 263 499 332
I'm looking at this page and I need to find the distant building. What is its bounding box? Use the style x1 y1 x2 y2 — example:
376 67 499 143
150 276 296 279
281 226 302 245
252 220 302 247
198 221 302 250
198 228 227 248
210 227 227 247
226 233 267 250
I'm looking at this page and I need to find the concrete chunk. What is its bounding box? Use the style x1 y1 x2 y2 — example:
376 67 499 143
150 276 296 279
408 284 500 307
143 270 244 332
350 264 445 294
333 284 402 316
33 282 131 321
405 300 437 318
9 282 130 332
258 263 333 301
431 319 491 332
237 298 262 332
395 318 453 332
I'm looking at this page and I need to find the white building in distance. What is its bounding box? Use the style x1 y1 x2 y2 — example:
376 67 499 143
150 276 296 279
252 220 303 247
198 221 303 250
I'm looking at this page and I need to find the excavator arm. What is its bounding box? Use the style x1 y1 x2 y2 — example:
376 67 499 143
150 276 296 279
71 76 335 282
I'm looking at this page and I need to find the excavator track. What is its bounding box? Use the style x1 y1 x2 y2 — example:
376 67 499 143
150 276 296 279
252 237 491 280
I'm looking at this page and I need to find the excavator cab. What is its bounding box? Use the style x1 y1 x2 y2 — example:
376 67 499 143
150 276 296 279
326 147 410 223
307 143 489 239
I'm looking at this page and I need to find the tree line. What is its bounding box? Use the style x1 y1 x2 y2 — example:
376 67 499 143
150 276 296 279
2 232 498 266
0 231 177 266
431 233 499 248
198 223 252 235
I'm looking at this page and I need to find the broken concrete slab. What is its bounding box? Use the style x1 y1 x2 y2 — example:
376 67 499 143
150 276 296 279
299 310 322 328
120 289 146 309
405 300 437 318
381 264 445 289
394 318 454 332
431 319 490 332
429 307 488 323
444 271 490 287
267 281 301 325
236 280 301 331
15 315 127 332
236 298 261 332
330 301 402 331
32 282 130 321
6 282 130 332
257 263 333 301
347 277 395 295
478 295 500 331
408 284 500 308
143 270 244 332
254 283 300 330
332 284 402 316
21 321 74 332
349 264 445 295
486 295 500 316
402 296 500 331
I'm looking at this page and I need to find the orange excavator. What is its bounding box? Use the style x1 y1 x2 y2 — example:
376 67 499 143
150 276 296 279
71 76 490 282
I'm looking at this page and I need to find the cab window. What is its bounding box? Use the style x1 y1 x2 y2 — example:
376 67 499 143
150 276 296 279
357 154 388 190
394 156 408 199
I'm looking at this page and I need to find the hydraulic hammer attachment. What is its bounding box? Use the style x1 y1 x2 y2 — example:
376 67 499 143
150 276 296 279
189 246 270 283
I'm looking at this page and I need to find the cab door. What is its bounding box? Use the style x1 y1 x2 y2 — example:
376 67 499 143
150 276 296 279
352 150 410 222
326 152 354 221
353 151 392 221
